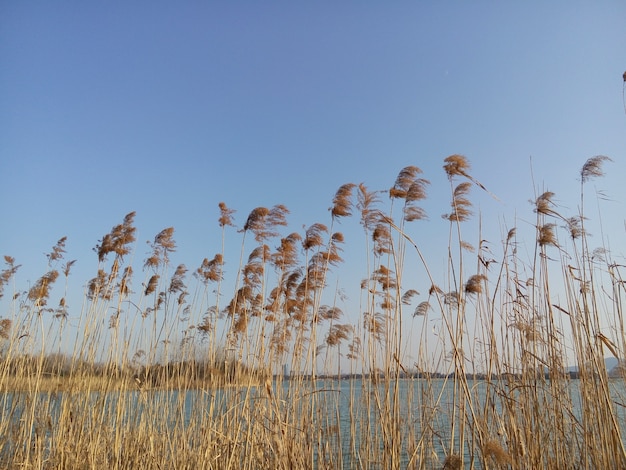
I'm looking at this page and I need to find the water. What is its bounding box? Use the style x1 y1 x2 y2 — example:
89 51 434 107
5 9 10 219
2 377 626 468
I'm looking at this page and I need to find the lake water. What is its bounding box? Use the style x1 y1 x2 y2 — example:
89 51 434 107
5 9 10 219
2 377 626 468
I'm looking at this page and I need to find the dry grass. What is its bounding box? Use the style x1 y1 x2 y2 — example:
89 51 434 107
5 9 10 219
1 155 625 469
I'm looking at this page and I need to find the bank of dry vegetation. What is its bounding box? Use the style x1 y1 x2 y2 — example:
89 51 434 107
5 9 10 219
1 155 625 469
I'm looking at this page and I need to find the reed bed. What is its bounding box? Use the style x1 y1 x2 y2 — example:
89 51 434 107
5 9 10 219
1 155 625 469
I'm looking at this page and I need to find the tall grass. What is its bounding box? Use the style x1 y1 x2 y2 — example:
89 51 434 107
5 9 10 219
1 155 625 469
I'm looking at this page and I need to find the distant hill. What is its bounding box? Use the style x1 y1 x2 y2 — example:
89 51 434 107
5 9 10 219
566 357 622 377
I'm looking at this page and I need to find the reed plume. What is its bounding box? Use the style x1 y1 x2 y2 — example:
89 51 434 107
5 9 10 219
483 440 512 466
403 177 429 222
534 191 558 217
413 301 430 317
272 232 302 269
168 264 187 294
243 205 289 242
464 274 487 295
401 289 419 305
389 166 422 199
195 254 223 285
303 223 328 250
581 155 612 183
94 212 136 262
444 182 473 222
28 270 60 306
330 183 356 219
218 201 236 227
372 223 393 256
144 274 159 296
46 236 67 264
0 256 20 300
565 215 585 239
443 154 471 179
442 454 462 470
357 183 381 230
363 311 385 341
537 223 558 247
144 227 176 270
325 323 352 347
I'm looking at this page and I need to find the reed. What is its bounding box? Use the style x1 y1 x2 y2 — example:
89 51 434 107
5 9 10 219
1 155 625 469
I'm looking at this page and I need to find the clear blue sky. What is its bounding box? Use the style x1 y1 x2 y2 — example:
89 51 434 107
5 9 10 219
1 2 625 363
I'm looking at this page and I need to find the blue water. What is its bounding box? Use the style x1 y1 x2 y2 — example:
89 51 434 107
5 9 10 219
2 377 626 468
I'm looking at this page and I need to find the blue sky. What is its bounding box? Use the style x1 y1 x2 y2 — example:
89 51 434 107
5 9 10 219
1 2 625 365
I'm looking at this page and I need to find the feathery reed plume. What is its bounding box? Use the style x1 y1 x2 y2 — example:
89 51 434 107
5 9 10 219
243 207 269 232
372 265 397 290
389 166 430 222
94 212 136 262
168 264 187 294
511 321 541 343
534 191 557 217
429 284 443 296
243 205 288 242
118 266 133 297
405 178 429 203
318 305 343 322
154 227 176 253
195 254 223 285
332 232 344 244
303 223 328 250
272 232 302 269
358 183 381 230
443 154 471 179
331 183 356 218
581 155 612 183
325 323 352 347
372 223 393 255
218 201 236 227
0 318 11 339
483 440 512 466
538 223 558 247
442 454 462 470
444 182 473 222
443 154 498 199
144 227 176 270
363 311 386 341
404 175 430 222
507 227 516 241
390 166 423 199
197 306 218 336
268 204 289 229
460 240 475 252
413 301 430 317
87 269 109 300
0 255 21 300
465 274 487 295
565 216 585 239
443 291 460 308
401 289 419 305
47 237 67 264
62 259 76 277
346 335 361 360
144 274 159 296
243 245 269 286
54 297 68 320
28 270 60 306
